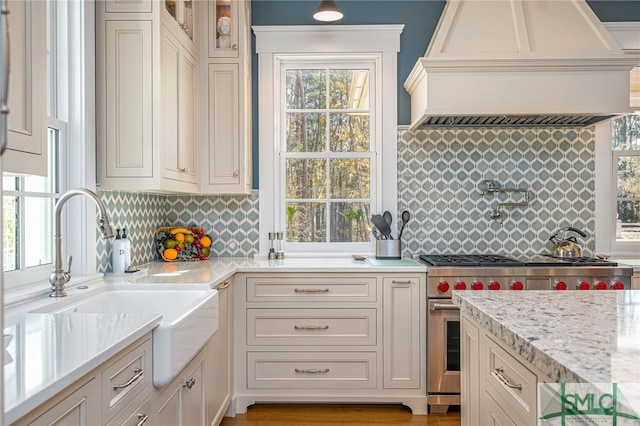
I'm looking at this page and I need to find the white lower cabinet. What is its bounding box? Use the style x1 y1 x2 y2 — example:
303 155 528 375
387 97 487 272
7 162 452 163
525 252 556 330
208 279 234 425
19 379 100 426
152 348 206 426
461 313 551 426
13 336 152 426
233 273 427 415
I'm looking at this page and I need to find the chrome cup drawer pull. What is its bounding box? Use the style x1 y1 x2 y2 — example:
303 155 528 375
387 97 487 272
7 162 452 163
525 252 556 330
493 367 523 390
294 368 330 374
294 325 329 330
113 368 144 389
294 288 330 293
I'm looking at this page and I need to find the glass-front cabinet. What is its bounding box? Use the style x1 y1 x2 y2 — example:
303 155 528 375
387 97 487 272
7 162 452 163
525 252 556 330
208 0 239 58
165 0 194 41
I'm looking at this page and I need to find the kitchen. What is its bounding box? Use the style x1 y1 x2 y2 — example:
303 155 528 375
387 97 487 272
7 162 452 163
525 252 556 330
1 0 640 425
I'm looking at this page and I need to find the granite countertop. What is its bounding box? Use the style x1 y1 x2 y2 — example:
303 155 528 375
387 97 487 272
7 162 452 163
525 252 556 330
4 256 425 423
453 290 640 387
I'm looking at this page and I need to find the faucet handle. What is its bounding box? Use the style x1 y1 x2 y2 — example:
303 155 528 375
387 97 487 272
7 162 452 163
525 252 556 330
64 255 73 283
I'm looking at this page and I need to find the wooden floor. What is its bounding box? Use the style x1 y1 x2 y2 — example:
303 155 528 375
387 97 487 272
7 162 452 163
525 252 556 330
220 404 461 426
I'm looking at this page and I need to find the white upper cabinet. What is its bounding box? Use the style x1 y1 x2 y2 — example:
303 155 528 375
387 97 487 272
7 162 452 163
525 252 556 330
96 0 199 193
4 0 47 176
199 0 252 194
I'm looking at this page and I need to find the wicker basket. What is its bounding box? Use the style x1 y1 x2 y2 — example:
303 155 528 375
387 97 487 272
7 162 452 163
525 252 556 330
156 226 212 262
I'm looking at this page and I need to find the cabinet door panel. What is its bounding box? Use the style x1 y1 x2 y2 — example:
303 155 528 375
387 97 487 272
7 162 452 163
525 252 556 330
104 20 153 178
383 277 421 389
162 27 181 180
162 25 198 184
182 361 206 426
156 387 181 426
4 0 47 176
207 63 240 186
24 379 99 426
178 50 198 182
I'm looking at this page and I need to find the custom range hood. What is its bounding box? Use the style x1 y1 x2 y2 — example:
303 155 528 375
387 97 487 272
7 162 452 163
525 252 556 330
404 0 640 129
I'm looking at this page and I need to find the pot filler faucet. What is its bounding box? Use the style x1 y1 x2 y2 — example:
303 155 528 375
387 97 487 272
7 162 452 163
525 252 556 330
49 188 115 297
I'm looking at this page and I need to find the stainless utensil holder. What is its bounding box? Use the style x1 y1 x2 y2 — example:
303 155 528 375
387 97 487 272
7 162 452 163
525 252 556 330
376 239 401 259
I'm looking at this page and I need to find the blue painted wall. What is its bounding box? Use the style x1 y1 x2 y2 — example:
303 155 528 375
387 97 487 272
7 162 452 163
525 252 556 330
250 0 640 188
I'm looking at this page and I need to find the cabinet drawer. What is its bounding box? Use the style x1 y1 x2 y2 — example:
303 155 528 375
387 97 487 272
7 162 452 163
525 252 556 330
247 352 377 389
483 336 537 424
481 390 522 426
106 393 151 426
247 308 376 346
102 337 152 422
246 277 377 302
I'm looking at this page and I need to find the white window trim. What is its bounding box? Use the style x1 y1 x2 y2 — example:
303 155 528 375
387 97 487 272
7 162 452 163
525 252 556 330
595 23 640 257
254 25 403 257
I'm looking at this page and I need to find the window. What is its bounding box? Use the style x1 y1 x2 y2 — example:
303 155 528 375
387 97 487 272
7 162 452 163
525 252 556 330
595 115 640 256
612 115 640 242
2 0 95 292
3 127 62 288
282 64 374 247
255 25 403 256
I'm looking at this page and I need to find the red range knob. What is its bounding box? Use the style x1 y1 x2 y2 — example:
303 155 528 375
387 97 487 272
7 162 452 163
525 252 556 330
578 281 591 290
489 281 501 291
555 282 567 290
511 281 524 291
595 281 607 290
455 281 467 290
611 281 625 290
438 281 450 293
472 281 484 290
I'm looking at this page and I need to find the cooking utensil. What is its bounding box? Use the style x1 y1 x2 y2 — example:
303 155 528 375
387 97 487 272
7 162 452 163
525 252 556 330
371 214 392 240
548 227 587 257
383 211 392 227
398 210 410 239
371 227 382 240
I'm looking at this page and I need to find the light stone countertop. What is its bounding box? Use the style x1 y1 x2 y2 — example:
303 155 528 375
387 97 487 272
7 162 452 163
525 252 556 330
4 256 425 423
453 290 640 405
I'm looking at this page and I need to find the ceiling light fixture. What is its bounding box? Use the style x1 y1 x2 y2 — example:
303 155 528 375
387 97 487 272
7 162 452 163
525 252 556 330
313 0 343 23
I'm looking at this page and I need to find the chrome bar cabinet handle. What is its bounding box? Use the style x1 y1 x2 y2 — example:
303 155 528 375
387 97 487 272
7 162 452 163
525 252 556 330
294 325 329 330
294 368 329 374
493 367 522 390
294 288 329 293
113 368 144 389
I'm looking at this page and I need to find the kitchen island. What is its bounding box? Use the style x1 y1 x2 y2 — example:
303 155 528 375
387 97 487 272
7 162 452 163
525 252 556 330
454 290 640 425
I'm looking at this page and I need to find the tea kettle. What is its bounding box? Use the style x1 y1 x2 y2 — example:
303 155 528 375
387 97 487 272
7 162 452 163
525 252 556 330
548 227 587 258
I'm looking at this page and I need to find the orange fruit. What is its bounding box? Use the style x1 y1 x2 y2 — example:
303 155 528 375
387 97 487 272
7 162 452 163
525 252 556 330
200 236 212 248
174 233 185 243
163 248 178 260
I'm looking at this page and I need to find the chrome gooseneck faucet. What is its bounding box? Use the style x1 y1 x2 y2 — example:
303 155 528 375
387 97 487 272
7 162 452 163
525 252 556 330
49 188 115 297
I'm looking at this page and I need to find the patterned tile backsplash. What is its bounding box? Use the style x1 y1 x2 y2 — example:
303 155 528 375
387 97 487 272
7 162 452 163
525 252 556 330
96 190 259 272
96 127 595 269
397 127 595 257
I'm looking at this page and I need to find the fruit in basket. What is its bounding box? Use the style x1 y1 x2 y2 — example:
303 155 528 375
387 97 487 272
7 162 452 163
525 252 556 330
163 248 178 260
200 236 212 248
164 239 179 249
157 226 213 261
170 227 193 235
